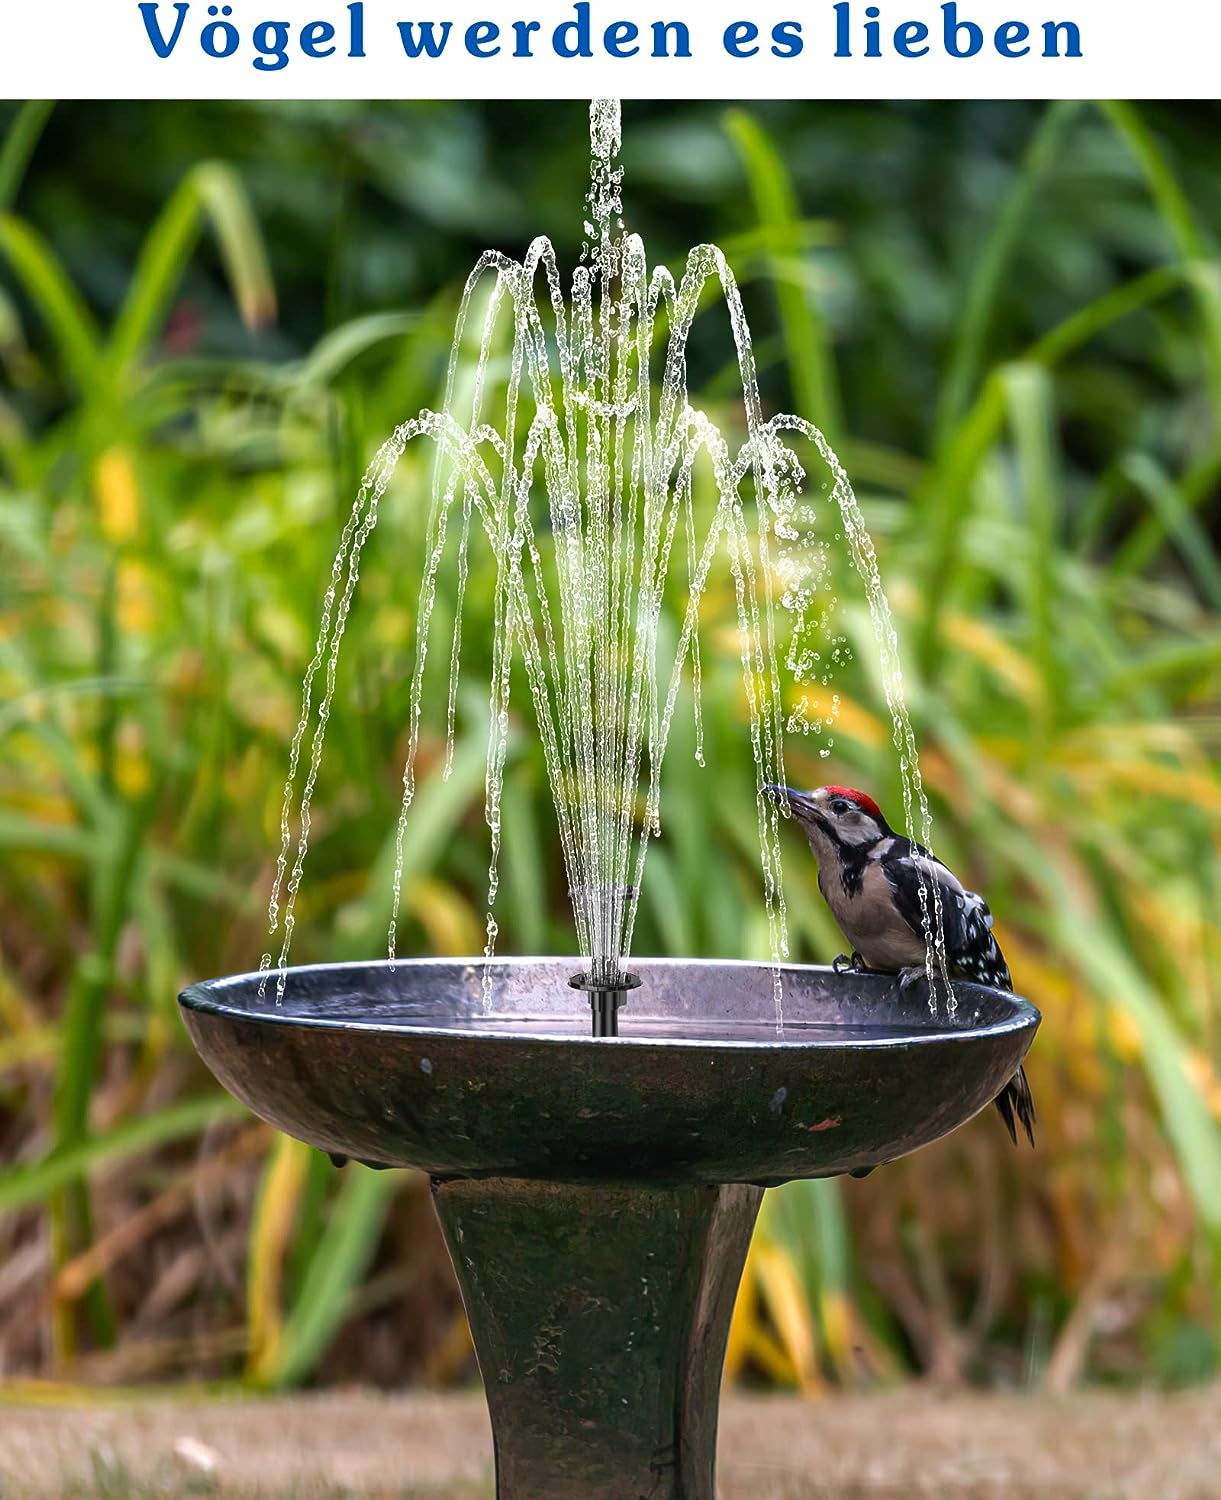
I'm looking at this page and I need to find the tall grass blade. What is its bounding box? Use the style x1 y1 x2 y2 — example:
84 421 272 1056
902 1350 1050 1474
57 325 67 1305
1003 364 1062 739
258 1165 398 1390
192 162 277 331
0 213 102 393
935 102 1082 449
762 1177 870 1380
48 800 150 1355
296 312 420 391
1098 100 1221 412
246 1135 312 1384
1114 453 1221 609
498 769 547 953
107 162 276 377
0 1095 246 1214
915 262 1191 678
0 102 54 213
725 108 842 440
1012 832 1221 1233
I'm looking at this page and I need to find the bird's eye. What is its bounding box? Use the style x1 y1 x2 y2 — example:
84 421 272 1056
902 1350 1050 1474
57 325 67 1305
829 798 851 815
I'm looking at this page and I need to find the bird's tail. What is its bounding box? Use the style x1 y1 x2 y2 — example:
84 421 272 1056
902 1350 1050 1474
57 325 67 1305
994 1064 1036 1147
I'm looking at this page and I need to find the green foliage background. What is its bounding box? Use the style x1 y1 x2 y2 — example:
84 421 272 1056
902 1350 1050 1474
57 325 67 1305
0 100 1218 1392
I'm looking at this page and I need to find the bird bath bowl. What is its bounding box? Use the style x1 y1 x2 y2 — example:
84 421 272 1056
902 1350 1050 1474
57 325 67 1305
179 957 1038 1499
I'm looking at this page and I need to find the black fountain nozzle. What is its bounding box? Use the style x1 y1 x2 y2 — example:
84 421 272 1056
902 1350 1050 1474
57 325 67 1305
569 968 642 1037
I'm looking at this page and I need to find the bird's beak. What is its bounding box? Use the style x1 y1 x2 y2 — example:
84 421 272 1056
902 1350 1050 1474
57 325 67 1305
762 785 821 825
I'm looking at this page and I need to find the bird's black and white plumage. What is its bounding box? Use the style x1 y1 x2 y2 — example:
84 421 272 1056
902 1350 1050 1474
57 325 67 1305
764 782 1035 1148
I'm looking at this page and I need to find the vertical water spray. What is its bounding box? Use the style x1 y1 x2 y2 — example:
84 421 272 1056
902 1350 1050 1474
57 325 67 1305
259 99 952 1024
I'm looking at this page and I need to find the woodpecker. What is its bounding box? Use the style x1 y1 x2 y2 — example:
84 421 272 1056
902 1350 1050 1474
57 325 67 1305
764 783 1035 1148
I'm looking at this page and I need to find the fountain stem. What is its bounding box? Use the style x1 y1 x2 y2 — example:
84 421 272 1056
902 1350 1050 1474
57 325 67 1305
433 1174 762 1500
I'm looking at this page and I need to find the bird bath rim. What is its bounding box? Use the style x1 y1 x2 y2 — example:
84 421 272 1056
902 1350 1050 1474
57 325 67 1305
179 954 1040 1053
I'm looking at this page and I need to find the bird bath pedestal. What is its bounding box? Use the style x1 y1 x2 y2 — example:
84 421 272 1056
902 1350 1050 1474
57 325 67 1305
179 957 1037 1500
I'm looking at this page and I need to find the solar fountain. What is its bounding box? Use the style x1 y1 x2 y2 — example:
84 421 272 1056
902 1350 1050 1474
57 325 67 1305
179 102 1038 1500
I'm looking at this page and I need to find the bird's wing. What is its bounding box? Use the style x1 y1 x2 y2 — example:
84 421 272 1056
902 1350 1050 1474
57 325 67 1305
875 841 1014 987
876 840 990 966
955 888 1012 989
876 840 970 952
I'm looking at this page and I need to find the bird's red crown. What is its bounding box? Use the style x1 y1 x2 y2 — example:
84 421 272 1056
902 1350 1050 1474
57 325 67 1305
823 786 883 820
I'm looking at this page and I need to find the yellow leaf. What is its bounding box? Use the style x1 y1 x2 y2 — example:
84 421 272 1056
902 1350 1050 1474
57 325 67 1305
941 611 1038 704
819 1288 856 1371
93 447 141 542
117 559 156 634
409 878 483 956
1108 1006 1143 1062
114 719 150 798
1183 1051 1221 1120
723 1249 757 1384
246 1134 311 1385
745 1323 802 1386
751 1242 822 1392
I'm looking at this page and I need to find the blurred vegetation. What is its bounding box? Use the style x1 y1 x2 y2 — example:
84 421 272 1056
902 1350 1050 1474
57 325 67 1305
0 100 1218 1395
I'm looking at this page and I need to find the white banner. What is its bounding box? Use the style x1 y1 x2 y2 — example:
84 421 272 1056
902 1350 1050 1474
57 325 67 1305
3 0 1217 98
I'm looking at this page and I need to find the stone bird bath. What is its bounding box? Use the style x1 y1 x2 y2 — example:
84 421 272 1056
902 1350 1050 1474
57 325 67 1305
180 955 1038 1500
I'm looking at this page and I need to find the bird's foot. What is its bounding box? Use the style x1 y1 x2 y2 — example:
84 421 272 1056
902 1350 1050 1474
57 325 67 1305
833 951 867 975
898 963 931 995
